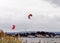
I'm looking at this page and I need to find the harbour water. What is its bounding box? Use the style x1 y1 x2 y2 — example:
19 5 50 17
21 38 60 43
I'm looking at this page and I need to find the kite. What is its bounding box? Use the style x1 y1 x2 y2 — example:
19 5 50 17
28 14 32 19
12 25 15 30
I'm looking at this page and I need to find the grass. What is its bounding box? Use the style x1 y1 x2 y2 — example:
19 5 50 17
0 36 23 43
0 31 23 43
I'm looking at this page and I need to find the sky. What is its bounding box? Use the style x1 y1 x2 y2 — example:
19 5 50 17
0 0 60 32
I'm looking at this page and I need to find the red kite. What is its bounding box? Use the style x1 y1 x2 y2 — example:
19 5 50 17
12 25 15 30
28 14 32 19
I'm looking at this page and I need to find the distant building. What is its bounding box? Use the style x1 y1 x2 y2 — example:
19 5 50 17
36 34 45 38
54 35 60 38
27 35 35 38
45 34 49 38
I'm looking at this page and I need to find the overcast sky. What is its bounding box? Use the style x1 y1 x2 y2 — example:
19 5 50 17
0 0 60 32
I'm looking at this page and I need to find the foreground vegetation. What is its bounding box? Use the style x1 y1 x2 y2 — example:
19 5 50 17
0 30 23 43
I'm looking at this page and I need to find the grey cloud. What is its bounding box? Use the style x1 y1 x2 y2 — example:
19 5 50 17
45 0 60 7
0 0 60 32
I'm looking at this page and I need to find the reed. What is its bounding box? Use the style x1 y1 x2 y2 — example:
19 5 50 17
0 30 23 43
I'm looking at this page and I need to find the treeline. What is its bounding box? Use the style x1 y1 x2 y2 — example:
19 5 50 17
5 31 59 38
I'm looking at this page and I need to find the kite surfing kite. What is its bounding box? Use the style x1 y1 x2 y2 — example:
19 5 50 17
12 25 15 30
28 14 32 19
